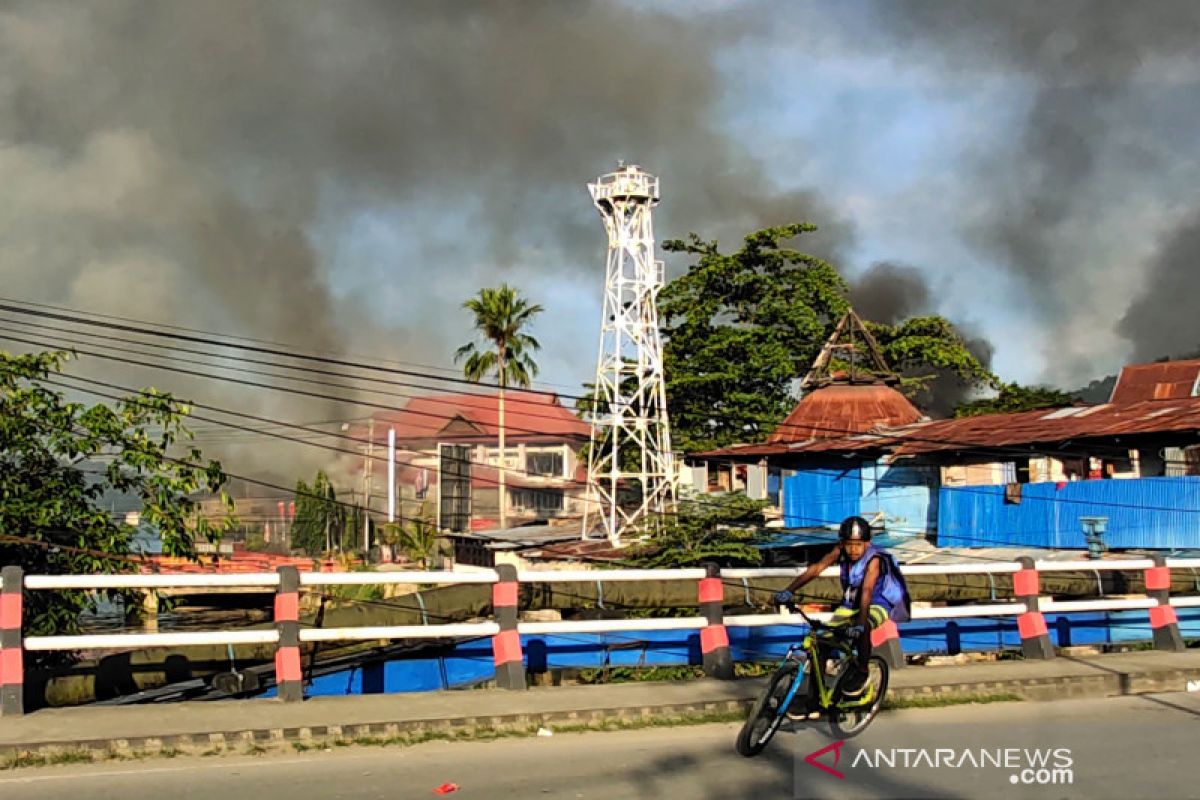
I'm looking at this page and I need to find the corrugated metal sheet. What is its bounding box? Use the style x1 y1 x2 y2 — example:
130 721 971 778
782 460 939 533
1110 359 1200 403
767 383 922 444
692 397 1200 460
938 476 1200 550
860 460 939 534
782 464 861 527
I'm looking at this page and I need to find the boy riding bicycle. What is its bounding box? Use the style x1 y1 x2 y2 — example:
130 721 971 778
774 516 909 695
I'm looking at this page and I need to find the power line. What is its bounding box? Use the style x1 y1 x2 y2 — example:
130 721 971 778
0 320 1151 471
11 328 1200 534
2 303 1174 467
0 295 584 393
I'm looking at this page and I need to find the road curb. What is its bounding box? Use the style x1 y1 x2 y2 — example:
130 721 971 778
2 664 1198 765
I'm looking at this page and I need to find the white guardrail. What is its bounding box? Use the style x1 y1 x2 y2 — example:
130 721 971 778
1 557 1198 653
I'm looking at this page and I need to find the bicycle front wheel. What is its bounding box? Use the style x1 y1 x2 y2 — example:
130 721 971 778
735 661 800 758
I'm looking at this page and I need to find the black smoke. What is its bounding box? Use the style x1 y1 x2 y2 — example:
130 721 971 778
860 1 1200 383
0 1 849 480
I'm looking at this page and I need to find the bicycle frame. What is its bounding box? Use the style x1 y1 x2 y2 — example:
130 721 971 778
774 605 875 715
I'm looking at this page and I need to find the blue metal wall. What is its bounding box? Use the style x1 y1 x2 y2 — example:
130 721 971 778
783 460 938 533
782 463 861 528
261 608 1200 698
860 461 939 535
938 476 1200 549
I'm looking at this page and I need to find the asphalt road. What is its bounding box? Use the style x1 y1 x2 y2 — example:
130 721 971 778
2 691 1199 800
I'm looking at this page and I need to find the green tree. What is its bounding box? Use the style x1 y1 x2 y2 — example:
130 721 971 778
290 470 344 556
0 351 233 645
953 382 1076 418
660 225 994 451
454 284 543 529
623 493 767 568
380 501 438 567
866 316 996 410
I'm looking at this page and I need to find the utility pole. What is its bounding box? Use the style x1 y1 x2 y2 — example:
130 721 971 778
498 355 508 531
362 417 375 554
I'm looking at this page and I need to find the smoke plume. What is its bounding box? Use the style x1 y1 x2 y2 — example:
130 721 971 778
861 1 1200 383
0 1 848 482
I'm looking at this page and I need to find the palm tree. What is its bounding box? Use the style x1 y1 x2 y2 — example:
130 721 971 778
455 284 543 530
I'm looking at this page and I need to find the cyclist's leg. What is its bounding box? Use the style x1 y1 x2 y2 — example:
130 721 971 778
843 606 888 695
854 605 888 667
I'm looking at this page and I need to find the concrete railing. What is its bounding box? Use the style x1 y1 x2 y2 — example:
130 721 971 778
1 557 1198 715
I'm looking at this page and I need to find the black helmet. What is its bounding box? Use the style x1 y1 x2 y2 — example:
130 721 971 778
838 516 872 542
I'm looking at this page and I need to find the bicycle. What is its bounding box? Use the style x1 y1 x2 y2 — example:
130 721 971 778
735 601 890 757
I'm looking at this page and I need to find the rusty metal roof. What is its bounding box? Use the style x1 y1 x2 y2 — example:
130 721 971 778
766 383 923 444
1110 359 1200 403
693 398 1200 460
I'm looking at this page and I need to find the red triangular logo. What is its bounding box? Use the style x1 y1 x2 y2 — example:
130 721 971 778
804 740 846 780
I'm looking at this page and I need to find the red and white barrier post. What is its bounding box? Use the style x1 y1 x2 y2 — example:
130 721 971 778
0 566 23 717
699 564 733 679
870 618 904 670
1013 557 1055 659
1145 556 1184 652
492 563 526 690
274 566 304 702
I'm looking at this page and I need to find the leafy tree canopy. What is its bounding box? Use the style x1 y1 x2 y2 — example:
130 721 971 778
622 493 767 568
291 470 347 556
0 351 232 641
455 283 543 389
660 225 995 452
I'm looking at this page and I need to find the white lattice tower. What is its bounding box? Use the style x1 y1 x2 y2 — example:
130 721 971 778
582 163 677 546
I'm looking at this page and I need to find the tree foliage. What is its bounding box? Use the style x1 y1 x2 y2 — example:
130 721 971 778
290 470 346 555
953 381 1077 418
454 284 544 389
380 501 438 567
660 225 995 451
866 316 996 408
0 351 232 641
622 493 767 568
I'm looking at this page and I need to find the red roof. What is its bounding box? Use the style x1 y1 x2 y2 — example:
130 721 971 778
767 383 923 444
696 398 1200 460
1110 359 1200 404
374 392 589 444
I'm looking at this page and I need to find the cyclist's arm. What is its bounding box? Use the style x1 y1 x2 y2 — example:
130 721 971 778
782 544 841 594
856 557 882 628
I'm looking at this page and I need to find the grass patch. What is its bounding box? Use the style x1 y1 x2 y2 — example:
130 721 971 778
2 749 95 770
883 692 1023 710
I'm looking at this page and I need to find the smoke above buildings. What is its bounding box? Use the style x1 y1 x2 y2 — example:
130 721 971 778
2 1 1198 481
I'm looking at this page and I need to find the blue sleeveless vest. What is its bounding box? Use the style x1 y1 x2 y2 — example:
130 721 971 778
839 544 911 622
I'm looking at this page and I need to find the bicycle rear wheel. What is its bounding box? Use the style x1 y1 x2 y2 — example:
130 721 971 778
829 655 888 739
735 661 800 758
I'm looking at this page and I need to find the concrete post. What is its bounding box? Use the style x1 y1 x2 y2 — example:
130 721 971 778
1145 556 1185 652
870 619 905 670
491 563 526 690
1 566 24 717
274 566 304 702
1013 557 1055 660
698 563 733 679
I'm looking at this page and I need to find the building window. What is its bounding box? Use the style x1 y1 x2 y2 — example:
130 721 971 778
485 449 519 469
512 489 564 513
526 451 564 477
